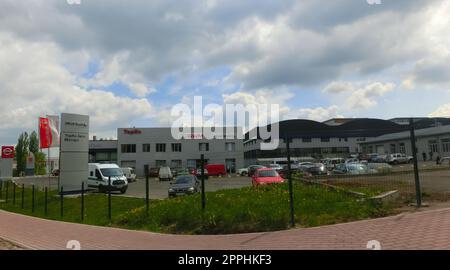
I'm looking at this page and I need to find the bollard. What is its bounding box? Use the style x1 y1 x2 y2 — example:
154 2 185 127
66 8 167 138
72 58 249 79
201 154 206 211
60 186 64 218
21 184 24 209
286 137 296 227
44 187 48 216
13 183 16 205
5 181 9 204
145 173 149 216
81 182 85 221
31 185 35 213
108 176 112 220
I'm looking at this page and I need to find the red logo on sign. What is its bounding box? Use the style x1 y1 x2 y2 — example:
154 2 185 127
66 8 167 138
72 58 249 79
124 129 142 135
1 146 14 159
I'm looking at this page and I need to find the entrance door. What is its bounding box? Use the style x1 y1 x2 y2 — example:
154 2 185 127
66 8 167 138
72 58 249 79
225 159 236 173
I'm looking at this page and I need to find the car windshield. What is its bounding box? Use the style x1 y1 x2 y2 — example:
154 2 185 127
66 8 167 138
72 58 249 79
175 176 193 184
100 168 123 177
258 170 278 177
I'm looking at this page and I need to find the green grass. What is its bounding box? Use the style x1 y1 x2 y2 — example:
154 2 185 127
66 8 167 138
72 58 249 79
0 182 394 235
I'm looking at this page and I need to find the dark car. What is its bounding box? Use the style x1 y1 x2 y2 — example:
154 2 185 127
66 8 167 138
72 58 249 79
148 167 160 177
303 163 327 176
168 175 200 198
248 165 266 177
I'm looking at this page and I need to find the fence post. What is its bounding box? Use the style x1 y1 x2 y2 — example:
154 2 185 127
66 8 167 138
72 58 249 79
410 118 422 207
5 181 9 204
31 184 35 213
44 187 48 216
286 137 296 227
81 182 84 221
0 181 2 200
108 176 112 221
145 172 149 216
60 186 64 218
21 184 24 209
201 154 206 211
13 183 16 206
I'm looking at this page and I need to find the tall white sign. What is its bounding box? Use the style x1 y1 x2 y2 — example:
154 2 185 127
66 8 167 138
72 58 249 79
59 113 89 192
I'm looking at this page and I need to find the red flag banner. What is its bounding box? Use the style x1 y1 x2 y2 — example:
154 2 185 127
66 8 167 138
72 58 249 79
39 117 51 149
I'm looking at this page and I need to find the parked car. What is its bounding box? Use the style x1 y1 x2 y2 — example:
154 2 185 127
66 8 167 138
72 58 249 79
148 167 160 177
168 175 200 198
237 167 249 176
158 166 173 181
332 163 375 175
176 168 191 176
189 167 209 179
121 167 136 182
248 165 266 177
372 154 387 163
387 153 413 165
345 158 359 164
298 162 316 170
88 163 128 194
251 168 285 187
205 164 227 176
302 163 328 176
267 163 283 171
323 158 346 170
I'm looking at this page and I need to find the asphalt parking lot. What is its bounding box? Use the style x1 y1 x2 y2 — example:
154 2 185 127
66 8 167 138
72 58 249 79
122 175 252 199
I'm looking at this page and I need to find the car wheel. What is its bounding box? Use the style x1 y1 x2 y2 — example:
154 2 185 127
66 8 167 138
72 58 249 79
393 160 399 165
120 187 127 194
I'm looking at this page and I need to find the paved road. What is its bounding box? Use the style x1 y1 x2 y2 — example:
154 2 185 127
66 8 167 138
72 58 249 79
2 206 450 250
124 175 252 199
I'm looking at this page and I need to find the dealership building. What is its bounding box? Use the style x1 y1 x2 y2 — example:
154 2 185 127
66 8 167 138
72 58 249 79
89 127 244 176
243 118 450 166
359 125 450 158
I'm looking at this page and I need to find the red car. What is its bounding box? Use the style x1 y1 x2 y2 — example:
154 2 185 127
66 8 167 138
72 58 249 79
205 164 227 176
252 168 285 187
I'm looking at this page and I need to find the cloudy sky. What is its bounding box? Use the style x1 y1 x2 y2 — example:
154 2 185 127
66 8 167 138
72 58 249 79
1 0 450 144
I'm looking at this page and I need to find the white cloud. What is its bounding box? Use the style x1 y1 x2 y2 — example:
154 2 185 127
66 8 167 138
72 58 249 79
288 106 343 122
0 32 153 142
429 104 450 117
324 81 395 110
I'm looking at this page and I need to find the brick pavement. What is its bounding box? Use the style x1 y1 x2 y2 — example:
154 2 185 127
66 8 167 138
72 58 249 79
1 208 450 250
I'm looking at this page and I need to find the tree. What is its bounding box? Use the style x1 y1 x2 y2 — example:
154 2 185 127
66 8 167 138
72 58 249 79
34 152 47 175
16 132 29 176
29 131 39 154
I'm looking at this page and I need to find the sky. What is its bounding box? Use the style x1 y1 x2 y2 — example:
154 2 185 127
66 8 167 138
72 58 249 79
1 0 450 145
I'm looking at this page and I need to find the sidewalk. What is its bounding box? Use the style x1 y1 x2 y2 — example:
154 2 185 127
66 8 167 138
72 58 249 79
1 208 450 250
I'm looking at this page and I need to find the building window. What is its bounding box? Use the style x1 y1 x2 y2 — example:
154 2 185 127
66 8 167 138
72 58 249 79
302 137 311 143
442 139 450 153
357 138 366 142
142 144 150 152
121 160 136 169
171 160 182 168
399 143 406 154
155 160 166 167
321 137 330 142
390 144 396 153
171 143 182 152
338 137 348 142
121 144 136 153
156 143 166 152
199 143 209 151
429 140 438 153
225 142 236 152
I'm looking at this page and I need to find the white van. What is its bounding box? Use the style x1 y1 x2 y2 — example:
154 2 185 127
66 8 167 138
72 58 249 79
88 163 128 194
121 167 136 182
158 166 173 181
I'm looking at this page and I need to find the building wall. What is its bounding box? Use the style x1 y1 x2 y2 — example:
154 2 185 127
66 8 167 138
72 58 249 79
117 128 244 176
360 134 450 159
243 136 372 166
